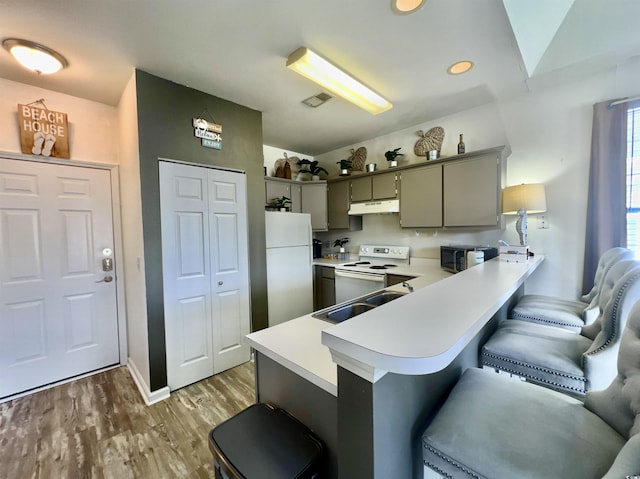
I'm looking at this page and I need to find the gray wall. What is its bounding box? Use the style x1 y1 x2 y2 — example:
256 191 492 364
135 70 267 391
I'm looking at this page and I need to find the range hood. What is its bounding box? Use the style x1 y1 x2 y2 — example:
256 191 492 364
348 199 400 215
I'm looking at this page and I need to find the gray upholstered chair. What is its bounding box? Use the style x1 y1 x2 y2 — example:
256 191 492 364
511 247 633 332
422 300 640 479
481 260 640 395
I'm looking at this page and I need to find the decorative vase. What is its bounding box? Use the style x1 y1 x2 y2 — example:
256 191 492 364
312 175 320 181
339 247 346 253
389 160 398 168
340 168 350 176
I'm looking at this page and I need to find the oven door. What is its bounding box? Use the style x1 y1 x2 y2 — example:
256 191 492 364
334 269 386 304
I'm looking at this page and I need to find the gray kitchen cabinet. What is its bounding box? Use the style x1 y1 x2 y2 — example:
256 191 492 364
350 177 372 202
265 177 301 213
351 172 397 202
328 179 362 231
314 265 336 310
386 273 416 287
301 182 328 231
443 152 502 227
399 163 443 228
399 147 506 228
265 177 328 230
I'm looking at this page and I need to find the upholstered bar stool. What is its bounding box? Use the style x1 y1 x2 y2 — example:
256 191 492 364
422 300 640 479
511 247 633 332
482 260 640 395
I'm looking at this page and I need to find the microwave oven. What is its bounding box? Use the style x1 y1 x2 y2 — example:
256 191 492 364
440 245 499 273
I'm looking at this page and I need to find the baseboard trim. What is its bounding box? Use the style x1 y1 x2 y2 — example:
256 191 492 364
127 358 170 405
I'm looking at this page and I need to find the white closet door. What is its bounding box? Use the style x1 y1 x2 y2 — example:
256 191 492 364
160 161 250 390
0 159 119 398
208 169 250 373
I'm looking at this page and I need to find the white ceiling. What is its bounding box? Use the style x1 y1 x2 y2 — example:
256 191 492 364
1 0 639 156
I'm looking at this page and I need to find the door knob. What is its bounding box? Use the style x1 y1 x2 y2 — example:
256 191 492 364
218 281 224 286
96 275 113 283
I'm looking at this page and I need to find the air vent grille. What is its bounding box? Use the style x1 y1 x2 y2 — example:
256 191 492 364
302 92 332 108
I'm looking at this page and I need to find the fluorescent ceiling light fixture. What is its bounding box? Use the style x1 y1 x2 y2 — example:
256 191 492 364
392 0 426 14
2 38 68 74
447 60 474 75
286 47 392 115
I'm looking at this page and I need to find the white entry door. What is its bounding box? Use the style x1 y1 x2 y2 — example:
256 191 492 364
0 159 119 399
159 161 250 391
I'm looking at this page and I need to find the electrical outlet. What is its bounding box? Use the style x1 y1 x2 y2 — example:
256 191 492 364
537 215 549 229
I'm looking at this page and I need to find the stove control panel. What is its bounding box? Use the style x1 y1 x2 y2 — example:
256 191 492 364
359 245 410 260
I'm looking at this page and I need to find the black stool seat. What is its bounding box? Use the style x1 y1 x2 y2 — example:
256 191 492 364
208 403 323 479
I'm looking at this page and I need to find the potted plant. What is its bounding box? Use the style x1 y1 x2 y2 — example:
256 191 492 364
337 159 352 176
271 196 292 211
334 237 349 253
385 147 404 168
308 160 328 181
296 159 313 181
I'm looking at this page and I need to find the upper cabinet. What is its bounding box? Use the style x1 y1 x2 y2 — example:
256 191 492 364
443 152 502 227
398 146 506 228
265 177 328 231
326 146 508 230
327 179 363 231
399 163 442 228
351 172 397 202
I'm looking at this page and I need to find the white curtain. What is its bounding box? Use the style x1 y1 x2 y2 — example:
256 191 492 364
582 100 628 293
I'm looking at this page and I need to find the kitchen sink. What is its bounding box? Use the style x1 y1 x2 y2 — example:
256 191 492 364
313 290 407 323
364 291 406 306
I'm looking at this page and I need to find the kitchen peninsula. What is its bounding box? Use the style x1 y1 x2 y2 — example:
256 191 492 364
247 256 543 478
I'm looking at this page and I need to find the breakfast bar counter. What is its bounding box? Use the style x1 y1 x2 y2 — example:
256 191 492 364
246 256 543 479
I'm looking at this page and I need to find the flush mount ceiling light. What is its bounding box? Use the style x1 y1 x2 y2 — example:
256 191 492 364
391 0 426 14
447 60 474 75
2 38 68 75
286 47 392 115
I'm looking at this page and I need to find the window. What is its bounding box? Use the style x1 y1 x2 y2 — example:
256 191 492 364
626 104 640 257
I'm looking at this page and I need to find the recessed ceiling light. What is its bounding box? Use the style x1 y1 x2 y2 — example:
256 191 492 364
447 60 474 75
391 0 426 15
2 38 68 75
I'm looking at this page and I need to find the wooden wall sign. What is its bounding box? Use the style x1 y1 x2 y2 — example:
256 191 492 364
18 103 70 159
193 117 222 150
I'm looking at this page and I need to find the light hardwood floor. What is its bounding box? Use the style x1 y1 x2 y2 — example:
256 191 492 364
0 362 256 478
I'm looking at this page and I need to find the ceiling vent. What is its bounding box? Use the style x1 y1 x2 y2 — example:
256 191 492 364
302 92 332 108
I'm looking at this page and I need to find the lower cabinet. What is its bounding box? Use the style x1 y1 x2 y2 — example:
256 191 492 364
314 266 336 310
386 273 416 287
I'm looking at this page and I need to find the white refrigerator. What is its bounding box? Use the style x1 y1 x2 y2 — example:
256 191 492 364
265 211 314 327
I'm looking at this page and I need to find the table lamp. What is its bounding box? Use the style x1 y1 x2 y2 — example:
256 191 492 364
502 184 547 246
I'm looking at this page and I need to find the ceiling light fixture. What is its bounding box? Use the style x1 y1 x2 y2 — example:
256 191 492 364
391 0 426 14
286 47 392 115
447 60 474 75
2 38 68 75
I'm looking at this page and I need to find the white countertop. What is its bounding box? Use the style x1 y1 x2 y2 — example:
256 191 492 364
322 256 542 382
246 256 543 395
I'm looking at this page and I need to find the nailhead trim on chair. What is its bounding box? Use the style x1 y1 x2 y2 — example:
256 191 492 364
510 311 582 329
482 352 587 393
585 272 640 356
424 445 482 479
424 460 454 479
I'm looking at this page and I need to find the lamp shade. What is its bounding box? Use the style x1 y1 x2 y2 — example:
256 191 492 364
502 184 546 215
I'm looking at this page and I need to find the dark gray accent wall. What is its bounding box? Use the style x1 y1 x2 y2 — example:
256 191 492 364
135 70 268 391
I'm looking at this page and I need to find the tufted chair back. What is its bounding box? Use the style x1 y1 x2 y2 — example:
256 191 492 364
585 299 640 441
582 261 640 390
582 247 634 305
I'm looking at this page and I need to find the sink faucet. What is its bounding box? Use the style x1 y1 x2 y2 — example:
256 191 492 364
402 281 414 293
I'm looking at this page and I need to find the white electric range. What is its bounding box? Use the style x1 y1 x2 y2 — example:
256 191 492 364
334 245 410 304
